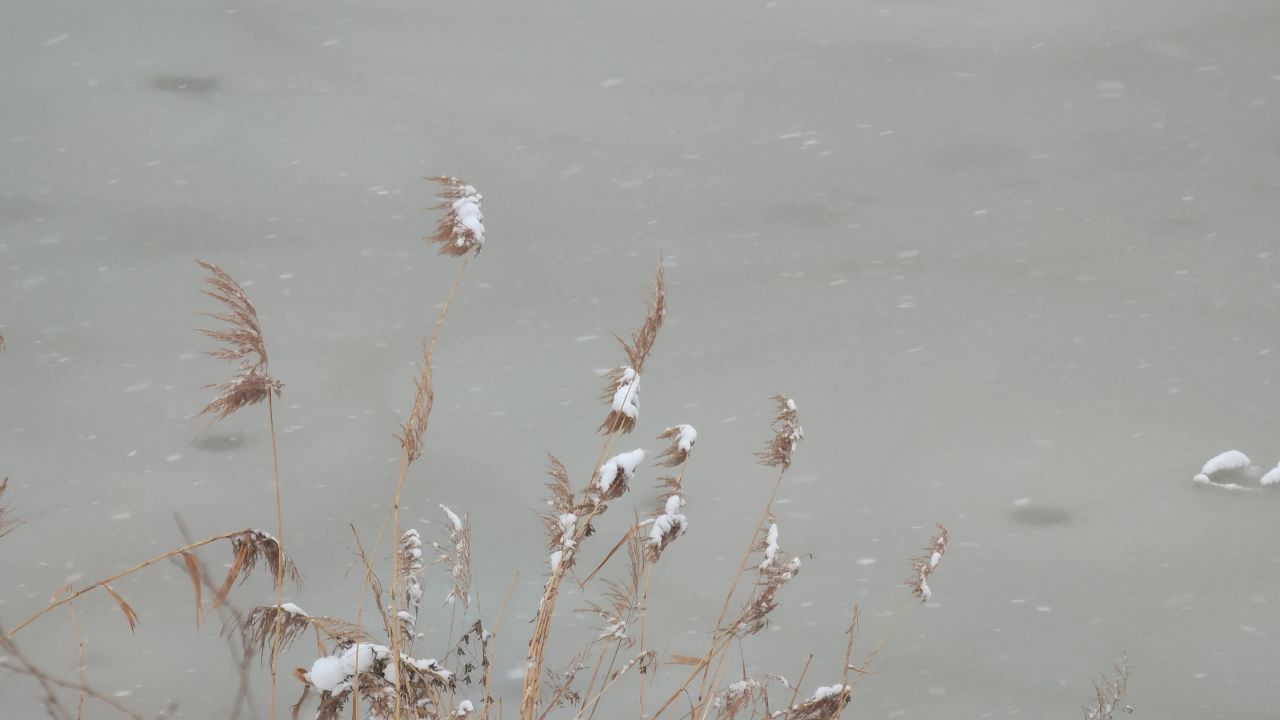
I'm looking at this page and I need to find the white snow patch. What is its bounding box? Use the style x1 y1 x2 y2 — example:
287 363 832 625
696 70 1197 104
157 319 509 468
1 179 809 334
1200 450 1249 475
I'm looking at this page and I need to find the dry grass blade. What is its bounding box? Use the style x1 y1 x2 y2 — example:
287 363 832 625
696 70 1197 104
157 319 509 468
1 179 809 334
904 525 949 603
196 260 282 421
427 176 486 256
103 585 139 633
756 396 803 469
0 477 20 539
1083 655 1131 720
180 552 203 628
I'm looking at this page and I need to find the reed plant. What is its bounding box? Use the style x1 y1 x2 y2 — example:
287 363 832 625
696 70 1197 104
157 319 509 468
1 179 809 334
0 177 994 720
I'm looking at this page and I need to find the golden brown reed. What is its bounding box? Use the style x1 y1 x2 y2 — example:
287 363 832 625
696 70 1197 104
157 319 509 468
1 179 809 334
904 525 950 603
196 260 282 420
434 507 472 610
427 177 485 257
597 260 665 435
757 395 804 469
655 425 695 467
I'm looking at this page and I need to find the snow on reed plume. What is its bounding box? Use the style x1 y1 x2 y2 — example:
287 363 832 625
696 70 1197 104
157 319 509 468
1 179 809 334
432 506 472 609
757 395 803 469
733 520 802 637
427 177 485 256
905 525 950 603
598 261 665 435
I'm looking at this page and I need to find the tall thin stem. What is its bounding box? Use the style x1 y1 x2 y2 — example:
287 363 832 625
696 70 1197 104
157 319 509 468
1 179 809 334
266 393 285 720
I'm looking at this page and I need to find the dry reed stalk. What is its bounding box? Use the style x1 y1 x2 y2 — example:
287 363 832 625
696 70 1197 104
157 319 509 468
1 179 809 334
522 260 666 720
0 333 5 351
195 260 290 719
173 514 262 720
0 622 144 720
50 585 88 719
387 223 475 717
5 528 292 638
1082 655 1130 720
652 397 802 720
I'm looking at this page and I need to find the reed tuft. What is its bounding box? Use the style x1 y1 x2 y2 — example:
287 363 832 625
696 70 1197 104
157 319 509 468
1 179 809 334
196 260 282 420
427 177 485 256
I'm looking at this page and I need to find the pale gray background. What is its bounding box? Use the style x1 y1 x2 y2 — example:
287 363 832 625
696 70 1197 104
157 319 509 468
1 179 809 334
3 1 1279 718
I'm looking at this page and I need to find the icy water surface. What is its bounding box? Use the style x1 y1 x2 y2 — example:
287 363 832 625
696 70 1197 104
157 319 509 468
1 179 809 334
3 1 1280 717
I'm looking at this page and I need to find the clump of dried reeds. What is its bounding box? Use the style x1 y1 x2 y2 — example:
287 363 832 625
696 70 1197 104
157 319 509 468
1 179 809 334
427 177 485 256
904 525 950 603
1082 655 1131 720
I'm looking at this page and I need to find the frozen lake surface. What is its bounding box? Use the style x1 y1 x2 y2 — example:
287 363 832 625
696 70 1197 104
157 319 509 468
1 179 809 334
3 1 1279 718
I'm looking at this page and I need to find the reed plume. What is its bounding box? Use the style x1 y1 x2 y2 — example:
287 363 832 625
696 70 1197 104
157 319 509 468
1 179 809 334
598 260 665 435
733 521 802 637
1082 655 1130 720
757 395 803 469
433 506 472 610
904 525 949 603
655 424 697 467
196 260 282 420
427 177 486 256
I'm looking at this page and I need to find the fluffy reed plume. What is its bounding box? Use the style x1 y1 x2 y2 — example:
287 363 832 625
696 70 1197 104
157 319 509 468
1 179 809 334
397 343 435 463
427 177 485 256
904 525 950 603
785 683 853 720
714 678 764 720
240 603 372 658
398 529 425 643
0 334 5 351
656 424 697 467
645 493 687 563
0 478 19 539
594 448 645 503
1083 655 1131 720
757 395 803 468
213 529 302 606
196 260 282 420
598 260 665 435
733 521 802 637
433 506 472 609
